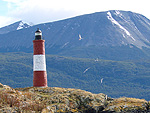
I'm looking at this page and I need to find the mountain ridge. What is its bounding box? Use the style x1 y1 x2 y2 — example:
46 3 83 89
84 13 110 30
1 10 150 60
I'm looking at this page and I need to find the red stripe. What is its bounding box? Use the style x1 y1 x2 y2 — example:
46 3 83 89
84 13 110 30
33 71 47 87
33 40 45 55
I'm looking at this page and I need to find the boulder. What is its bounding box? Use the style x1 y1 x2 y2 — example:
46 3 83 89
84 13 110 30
0 83 3 88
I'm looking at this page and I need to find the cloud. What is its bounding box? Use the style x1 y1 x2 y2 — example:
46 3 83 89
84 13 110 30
2 0 121 24
0 16 19 27
4 0 82 24
1 0 150 27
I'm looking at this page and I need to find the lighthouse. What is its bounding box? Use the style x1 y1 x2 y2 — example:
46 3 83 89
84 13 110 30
33 28 47 87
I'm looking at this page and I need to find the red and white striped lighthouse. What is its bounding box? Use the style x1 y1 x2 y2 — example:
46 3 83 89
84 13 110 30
33 28 47 87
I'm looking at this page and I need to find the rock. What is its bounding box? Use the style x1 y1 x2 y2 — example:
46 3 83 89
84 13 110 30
95 106 105 112
84 107 96 113
0 84 148 113
0 83 3 88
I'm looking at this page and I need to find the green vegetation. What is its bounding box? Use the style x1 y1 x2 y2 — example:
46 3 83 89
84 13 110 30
0 52 150 100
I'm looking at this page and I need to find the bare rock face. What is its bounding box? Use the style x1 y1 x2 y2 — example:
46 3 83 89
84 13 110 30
0 83 149 113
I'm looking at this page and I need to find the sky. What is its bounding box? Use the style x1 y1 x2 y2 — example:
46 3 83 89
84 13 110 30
0 0 150 28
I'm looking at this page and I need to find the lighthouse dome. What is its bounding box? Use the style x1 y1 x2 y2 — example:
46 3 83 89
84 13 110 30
35 28 42 36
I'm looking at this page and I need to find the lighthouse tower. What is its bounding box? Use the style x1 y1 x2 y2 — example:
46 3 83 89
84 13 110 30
33 28 47 87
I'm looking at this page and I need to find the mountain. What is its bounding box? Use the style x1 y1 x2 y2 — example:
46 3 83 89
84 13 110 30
0 83 149 113
1 10 150 60
0 20 31 34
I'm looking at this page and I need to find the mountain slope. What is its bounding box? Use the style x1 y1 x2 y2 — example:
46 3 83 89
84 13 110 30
1 10 150 60
1 52 150 100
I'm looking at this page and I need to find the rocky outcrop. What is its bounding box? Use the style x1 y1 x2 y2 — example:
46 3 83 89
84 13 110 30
0 83 149 113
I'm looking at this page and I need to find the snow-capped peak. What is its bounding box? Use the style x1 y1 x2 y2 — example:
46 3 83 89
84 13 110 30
17 21 31 30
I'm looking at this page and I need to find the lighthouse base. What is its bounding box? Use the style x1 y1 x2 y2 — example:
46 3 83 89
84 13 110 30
33 71 47 87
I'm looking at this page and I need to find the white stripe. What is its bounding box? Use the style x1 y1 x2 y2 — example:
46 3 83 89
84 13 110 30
33 55 46 71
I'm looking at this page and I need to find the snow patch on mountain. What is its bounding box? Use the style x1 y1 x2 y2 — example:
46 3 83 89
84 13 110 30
17 21 31 30
17 22 24 30
107 11 134 40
